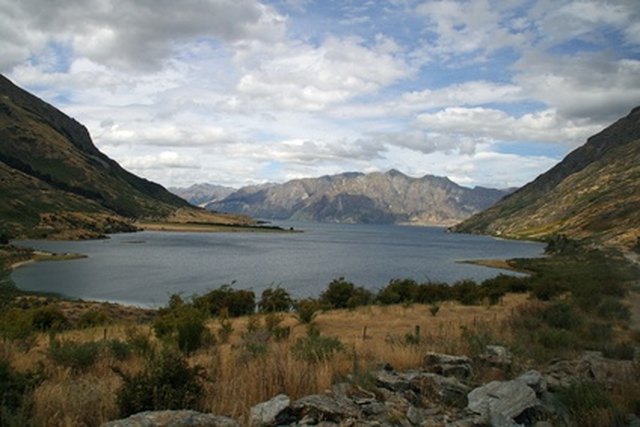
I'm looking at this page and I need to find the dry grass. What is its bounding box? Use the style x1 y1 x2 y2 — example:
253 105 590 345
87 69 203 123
5 294 528 425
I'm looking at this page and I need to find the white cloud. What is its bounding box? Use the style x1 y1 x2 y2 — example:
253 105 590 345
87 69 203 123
416 107 601 146
120 151 200 170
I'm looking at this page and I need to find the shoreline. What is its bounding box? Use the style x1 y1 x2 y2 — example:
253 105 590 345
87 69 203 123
457 258 526 273
135 221 299 233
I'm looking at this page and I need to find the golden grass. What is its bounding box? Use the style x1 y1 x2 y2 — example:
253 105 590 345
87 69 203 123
6 294 529 425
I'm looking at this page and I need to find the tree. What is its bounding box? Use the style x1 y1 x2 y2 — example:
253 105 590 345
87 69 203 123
258 286 293 313
320 277 354 309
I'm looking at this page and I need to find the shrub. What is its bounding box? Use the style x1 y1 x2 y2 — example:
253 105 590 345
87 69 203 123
429 303 440 317
0 308 33 341
31 306 68 332
295 298 320 324
555 381 624 426
596 297 630 321
258 286 293 313
0 358 41 425
193 284 255 317
347 286 373 308
536 327 574 350
542 303 583 330
154 303 208 354
377 279 419 305
292 327 344 363
415 281 450 304
48 340 103 372
320 278 355 309
125 327 154 357
600 341 636 360
451 279 482 305
116 349 203 417
78 308 109 328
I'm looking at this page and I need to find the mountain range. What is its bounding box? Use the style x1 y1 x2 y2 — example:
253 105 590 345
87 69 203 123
202 170 511 226
169 183 236 207
452 106 640 249
0 75 250 239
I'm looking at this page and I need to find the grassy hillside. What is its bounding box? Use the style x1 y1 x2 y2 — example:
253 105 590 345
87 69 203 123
0 75 256 238
452 106 640 249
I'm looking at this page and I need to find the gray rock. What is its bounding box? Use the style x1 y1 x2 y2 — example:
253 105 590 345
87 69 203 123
101 410 238 427
516 370 546 395
412 373 470 408
250 394 290 426
479 346 513 371
467 379 538 420
423 352 473 379
288 393 361 424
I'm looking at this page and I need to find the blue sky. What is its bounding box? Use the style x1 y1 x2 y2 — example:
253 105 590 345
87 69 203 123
1 0 639 189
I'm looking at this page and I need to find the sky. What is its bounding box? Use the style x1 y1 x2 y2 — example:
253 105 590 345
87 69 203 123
1 0 639 190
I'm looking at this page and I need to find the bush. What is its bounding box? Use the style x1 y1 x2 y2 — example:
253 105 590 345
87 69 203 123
596 297 630 321
153 304 208 354
320 278 355 309
292 327 344 363
556 381 624 426
31 306 68 332
0 308 33 341
116 349 203 417
0 358 41 425
542 303 583 330
258 286 293 313
451 279 483 305
377 279 419 305
193 284 255 317
347 286 373 308
78 309 109 328
415 281 450 304
295 298 320 324
48 339 103 372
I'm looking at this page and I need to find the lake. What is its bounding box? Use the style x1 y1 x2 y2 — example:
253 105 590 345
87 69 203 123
12 222 545 307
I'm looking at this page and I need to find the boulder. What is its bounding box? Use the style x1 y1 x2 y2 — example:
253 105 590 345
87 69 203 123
516 370 546 395
423 352 473 379
250 394 290 427
284 393 361 424
478 345 513 371
101 410 238 427
467 379 538 421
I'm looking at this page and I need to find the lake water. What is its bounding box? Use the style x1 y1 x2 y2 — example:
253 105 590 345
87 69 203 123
12 222 545 307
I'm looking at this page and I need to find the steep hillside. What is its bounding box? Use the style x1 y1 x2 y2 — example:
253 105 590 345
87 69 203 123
0 75 250 238
452 106 640 249
208 170 510 226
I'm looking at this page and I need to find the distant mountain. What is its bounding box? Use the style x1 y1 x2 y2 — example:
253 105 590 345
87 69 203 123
207 170 511 226
169 183 236 207
452 106 640 249
0 74 248 239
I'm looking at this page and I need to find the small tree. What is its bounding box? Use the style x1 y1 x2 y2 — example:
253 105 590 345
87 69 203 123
295 298 320 324
258 286 293 313
320 277 355 309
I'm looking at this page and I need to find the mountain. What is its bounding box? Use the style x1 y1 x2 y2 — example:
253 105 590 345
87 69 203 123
0 75 249 239
207 170 510 226
169 183 236 207
451 106 640 249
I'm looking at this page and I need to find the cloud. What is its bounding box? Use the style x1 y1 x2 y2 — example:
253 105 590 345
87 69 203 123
119 151 200 170
0 0 286 71
234 35 414 111
416 107 601 146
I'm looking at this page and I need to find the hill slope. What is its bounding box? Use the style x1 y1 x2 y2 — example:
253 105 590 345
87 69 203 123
0 75 249 238
169 183 236 206
451 106 640 249
207 170 510 226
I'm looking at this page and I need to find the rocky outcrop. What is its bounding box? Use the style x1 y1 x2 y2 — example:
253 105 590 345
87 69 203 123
101 410 238 427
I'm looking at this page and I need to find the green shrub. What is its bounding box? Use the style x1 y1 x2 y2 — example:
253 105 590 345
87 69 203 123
193 284 255 317
347 286 373 309
258 286 293 313
415 281 450 304
292 328 344 363
542 303 583 330
0 308 33 341
555 381 624 426
48 339 103 372
600 341 636 360
320 278 355 309
429 303 440 317
125 327 154 357
153 303 208 354
377 279 419 305
107 339 132 361
31 306 67 332
78 309 109 328
115 349 203 417
536 327 574 350
217 314 233 344
295 298 320 324
596 297 631 321
0 358 42 425
451 280 482 305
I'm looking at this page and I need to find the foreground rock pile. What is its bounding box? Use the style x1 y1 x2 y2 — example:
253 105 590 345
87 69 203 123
103 348 639 427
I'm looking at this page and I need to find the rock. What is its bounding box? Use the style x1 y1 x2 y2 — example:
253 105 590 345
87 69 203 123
478 345 513 371
467 379 538 421
544 351 636 391
101 410 238 427
516 370 546 395
412 373 470 408
285 393 361 424
250 394 290 427
423 352 473 379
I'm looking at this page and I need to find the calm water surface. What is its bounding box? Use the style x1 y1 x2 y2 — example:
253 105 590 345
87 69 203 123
12 222 544 306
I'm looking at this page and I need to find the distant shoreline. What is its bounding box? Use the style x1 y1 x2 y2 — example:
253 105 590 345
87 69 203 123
135 221 300 233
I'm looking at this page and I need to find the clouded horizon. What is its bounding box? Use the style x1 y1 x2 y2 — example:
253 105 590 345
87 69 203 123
1 0 638 189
